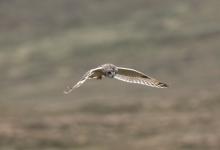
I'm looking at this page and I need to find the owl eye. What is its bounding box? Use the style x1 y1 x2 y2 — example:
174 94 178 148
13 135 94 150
107 71 112 74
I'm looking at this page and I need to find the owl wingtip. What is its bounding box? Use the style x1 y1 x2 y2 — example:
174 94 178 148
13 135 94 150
63 86 74 94
63 91 69 94
158 82 168 88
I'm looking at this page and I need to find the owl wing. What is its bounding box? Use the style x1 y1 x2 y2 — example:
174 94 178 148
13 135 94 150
114 67 168 88
64 67 103 94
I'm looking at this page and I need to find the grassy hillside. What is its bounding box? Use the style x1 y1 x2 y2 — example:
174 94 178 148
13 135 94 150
0 0 220 150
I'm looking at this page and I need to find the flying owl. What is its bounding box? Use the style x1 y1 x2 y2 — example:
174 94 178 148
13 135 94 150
64 63 168 94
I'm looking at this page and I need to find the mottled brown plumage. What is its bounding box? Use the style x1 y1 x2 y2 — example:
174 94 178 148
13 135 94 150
64 63 168 94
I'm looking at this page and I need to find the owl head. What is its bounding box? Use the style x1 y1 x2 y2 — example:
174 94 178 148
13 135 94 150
102 64 118 78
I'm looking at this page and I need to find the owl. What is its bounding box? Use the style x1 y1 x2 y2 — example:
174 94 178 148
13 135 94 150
64 63 168 94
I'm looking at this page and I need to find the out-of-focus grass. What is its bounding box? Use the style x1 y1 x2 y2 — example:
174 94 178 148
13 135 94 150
1 0 220 150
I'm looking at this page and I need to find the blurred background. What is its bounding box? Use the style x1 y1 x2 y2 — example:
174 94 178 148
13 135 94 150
1 0 220 150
